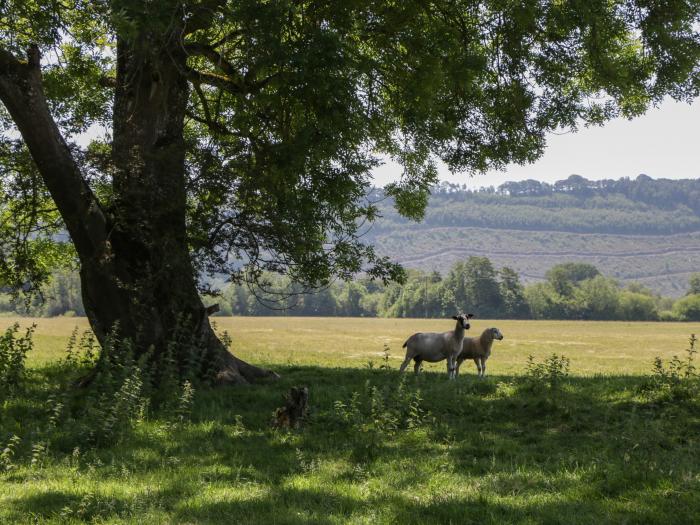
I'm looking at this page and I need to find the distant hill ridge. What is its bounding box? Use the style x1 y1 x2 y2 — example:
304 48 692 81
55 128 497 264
367 174 700 297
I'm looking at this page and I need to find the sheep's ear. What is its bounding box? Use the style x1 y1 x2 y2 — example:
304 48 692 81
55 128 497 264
466 313 474 319
451 315 459 320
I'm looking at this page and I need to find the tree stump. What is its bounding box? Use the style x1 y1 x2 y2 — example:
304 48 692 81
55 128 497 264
273 386 309 429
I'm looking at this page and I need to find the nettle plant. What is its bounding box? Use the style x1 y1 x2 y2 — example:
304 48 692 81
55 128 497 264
0 322 34 397
58 324 205 446
0 324 207 472
644 334 699 402
523 353 571 391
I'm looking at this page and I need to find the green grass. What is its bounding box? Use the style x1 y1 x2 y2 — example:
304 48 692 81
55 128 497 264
1 317 699 524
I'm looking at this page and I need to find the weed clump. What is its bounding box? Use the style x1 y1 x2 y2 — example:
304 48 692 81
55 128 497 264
366 343 393 371
329 376 430 460
0 434 21 473
641 334 699 403
522 353 570 392
1 322 204 471
379 343 392 370
0 322 35 397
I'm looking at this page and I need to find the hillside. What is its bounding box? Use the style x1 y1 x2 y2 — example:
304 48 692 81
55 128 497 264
367 175 700 297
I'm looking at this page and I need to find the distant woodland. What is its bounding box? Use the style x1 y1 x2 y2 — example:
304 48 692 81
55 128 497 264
3 258 700 322
372 174 700 235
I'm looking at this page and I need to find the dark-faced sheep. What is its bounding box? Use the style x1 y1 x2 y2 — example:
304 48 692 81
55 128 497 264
399 313 473 379
456 327 504 377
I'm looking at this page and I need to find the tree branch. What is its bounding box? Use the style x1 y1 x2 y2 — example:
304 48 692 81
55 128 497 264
185 67 245 94
0 45 109 261
209 29 243 49
192 80 214 123
184 42 241 80
186 66 281 96
183 40 281 96
187 79 241 136
185 109 241 136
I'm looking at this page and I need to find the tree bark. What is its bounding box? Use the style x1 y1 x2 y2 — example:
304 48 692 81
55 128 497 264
0 42 277 385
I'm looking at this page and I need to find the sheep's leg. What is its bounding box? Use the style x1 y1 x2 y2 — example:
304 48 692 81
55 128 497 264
455 359 461 377
473 358 481 376
399 355 413 373
447 354 456 380
480 357 487 377
413 358 422 374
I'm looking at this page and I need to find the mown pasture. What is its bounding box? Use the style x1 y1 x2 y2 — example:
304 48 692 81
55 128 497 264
1 317 699 524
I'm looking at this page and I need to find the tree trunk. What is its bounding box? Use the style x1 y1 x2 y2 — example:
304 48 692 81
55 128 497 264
0 40 277 385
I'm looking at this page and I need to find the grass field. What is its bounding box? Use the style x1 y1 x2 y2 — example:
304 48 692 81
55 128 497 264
1 317 699 524
8 316 700 374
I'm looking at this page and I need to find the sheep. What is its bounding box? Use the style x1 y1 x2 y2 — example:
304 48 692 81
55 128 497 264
456 327 504 377
399 313 473 379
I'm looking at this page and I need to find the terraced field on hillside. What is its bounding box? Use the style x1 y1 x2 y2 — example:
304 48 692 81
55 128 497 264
369 226 700 297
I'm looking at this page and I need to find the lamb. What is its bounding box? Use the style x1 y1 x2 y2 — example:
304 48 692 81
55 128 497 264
399 313 473 379
456 327 504 377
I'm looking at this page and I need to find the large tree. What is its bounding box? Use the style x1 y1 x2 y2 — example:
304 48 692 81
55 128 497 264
0 1 698 383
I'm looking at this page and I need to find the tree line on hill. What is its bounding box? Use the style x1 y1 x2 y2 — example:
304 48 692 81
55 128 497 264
4 259 700 322
439 174 700 214
368 175 700 236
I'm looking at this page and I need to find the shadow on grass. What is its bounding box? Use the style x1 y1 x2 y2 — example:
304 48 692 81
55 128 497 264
2 365 699 524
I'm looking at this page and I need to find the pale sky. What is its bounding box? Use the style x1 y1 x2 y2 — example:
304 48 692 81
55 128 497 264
371 98 700 189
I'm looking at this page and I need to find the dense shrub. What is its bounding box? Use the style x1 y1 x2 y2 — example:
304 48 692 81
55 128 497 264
617 292 659 321
672 294 700 321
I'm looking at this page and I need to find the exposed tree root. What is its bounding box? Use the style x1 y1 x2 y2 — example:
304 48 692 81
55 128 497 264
215 351 280 385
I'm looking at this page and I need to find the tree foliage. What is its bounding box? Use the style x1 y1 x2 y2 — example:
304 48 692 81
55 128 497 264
673 294 700 321
687 273 700 295
546 262 601 296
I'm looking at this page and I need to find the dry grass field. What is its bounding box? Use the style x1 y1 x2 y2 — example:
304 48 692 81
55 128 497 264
5 316 698 376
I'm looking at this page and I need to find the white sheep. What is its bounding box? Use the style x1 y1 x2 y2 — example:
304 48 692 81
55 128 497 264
399 313 473 379
456 327 504 377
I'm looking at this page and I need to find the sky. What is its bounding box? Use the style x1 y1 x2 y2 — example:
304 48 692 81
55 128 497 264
370 98 700 189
